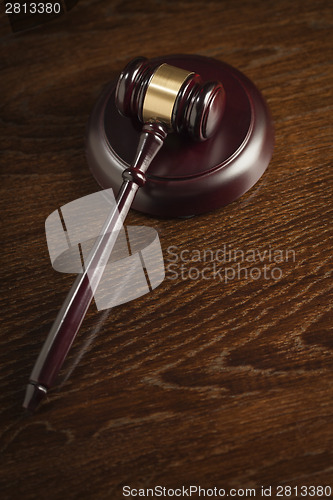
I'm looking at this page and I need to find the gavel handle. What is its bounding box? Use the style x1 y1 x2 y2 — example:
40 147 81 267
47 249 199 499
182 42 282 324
23 121 168 411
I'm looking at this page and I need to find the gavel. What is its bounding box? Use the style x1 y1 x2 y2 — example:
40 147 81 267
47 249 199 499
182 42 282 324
23 57 226 411
116 56 225 140
115 57 225 189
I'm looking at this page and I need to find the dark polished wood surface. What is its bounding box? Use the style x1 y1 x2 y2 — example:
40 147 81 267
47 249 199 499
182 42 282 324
1 1 332 498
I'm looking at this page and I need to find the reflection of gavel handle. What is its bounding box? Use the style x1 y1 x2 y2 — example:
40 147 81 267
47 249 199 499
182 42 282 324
23 121 168 411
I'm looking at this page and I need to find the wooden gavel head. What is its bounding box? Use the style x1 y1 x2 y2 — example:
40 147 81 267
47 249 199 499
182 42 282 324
115 57 226 141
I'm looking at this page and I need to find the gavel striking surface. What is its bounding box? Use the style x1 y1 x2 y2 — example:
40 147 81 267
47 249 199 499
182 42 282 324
86 54 274 217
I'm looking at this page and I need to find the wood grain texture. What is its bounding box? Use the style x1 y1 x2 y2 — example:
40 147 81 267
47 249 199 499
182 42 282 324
0 0 332 498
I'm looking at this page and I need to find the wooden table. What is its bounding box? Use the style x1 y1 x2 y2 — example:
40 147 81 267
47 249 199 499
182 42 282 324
1 1 332 498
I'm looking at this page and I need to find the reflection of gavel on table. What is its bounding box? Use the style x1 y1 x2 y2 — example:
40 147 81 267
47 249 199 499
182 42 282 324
23 57 228 411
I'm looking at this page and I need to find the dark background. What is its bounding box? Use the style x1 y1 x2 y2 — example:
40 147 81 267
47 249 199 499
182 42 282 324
0 1 332 499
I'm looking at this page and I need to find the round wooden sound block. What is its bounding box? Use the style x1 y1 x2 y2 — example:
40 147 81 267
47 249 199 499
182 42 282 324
86 54 274 217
